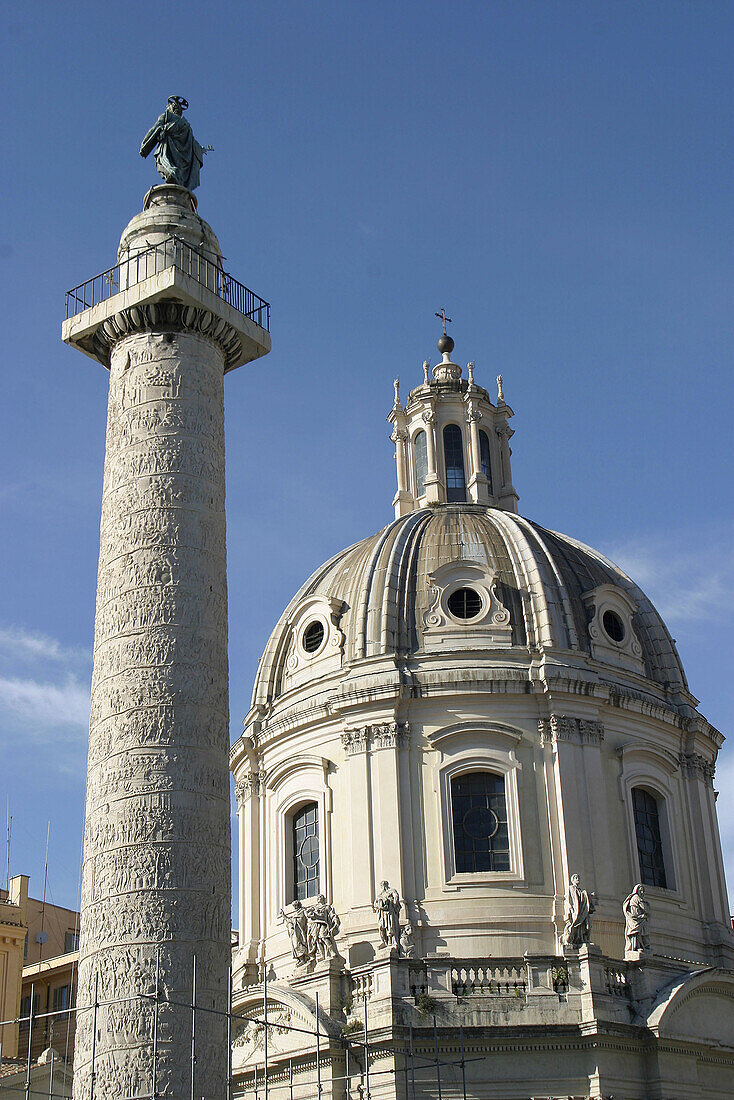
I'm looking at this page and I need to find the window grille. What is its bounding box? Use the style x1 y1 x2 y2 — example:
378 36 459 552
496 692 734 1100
443 425 467 502
451 771 510 872
632 787 667 888
479 430 493 494
293 802 320 901
414 431 428 497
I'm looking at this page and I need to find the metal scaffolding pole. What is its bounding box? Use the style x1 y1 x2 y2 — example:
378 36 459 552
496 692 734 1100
90 973 99 1100
363 997 370 1100
227 964 233 1100
24 982 34 1100
432 1016 442 1100
190 954 197 1100
151 949 161 1100
315 992 322 1100
263 964 269 1100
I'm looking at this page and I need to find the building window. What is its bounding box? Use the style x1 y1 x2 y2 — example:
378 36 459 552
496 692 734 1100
302 621 325 654
414 431 428 497
64 930 79 953
447 586 483 620
293 802 320 901
451 771 510 872
443 425 466 502
602 609 625 642
19 993 40 1028
479 430 493 494
52 984 74 1012
632 787 667 888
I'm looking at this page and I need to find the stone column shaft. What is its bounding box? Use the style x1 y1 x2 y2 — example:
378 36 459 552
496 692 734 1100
74 329 231 1100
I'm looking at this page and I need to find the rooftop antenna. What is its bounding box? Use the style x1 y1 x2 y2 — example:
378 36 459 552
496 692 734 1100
38 821 50 962
5 800 10 890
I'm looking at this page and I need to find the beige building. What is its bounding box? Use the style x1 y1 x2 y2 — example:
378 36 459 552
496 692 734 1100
0 875 78 1085
230 334 734 1099
0 878 29 1060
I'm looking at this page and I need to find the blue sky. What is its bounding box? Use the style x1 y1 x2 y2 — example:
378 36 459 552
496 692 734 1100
1 1 732 921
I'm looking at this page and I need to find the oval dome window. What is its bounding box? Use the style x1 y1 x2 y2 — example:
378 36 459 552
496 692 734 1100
602 609 625 643
447 587 483 620
302 620 325 653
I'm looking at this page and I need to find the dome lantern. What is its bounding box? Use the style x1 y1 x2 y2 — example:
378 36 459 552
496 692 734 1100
387 320 519 517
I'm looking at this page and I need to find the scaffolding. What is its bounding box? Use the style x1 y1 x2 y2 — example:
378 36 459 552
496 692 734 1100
0 954 476 1100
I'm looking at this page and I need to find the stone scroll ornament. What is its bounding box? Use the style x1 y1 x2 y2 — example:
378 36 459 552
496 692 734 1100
140 97 212 191
561 873 597 948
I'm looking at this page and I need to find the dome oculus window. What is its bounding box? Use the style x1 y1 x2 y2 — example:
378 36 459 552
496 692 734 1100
302 620 325 654
602 609 625 643
447 587 483 620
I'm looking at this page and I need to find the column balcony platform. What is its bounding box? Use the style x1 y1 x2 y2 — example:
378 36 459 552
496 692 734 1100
62 234 270 371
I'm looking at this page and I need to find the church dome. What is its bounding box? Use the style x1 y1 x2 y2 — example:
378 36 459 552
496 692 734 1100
251 503 687 711
231 337 725 1004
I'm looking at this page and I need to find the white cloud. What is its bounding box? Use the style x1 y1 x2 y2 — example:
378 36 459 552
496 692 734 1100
0 625 90 665
602 525 734 625
0 674 90 738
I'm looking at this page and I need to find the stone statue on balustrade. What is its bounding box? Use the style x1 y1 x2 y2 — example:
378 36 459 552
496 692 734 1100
307 895 341 962
140 97 211 191
623 884 650 960
561 873 596 950
279 901 310 968
373 880 402 952
280 895 342 970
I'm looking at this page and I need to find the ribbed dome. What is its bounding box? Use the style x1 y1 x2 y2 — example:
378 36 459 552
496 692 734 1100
251 505 687 707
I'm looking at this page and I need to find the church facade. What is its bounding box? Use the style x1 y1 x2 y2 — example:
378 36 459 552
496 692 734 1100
230 333 734 1099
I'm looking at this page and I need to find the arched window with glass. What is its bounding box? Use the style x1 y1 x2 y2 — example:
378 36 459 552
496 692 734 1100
414 430 428 498
292 802 320 900
451 771 510 872
443 424 467 503
479 429 493 494
632 787 667 888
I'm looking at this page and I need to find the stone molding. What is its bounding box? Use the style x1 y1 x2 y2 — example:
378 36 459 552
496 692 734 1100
538 714 605 746
341 722 410 756
678 752 715 784
90 301 245 371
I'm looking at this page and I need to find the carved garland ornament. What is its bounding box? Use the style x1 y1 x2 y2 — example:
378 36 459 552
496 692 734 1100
91 301 245 371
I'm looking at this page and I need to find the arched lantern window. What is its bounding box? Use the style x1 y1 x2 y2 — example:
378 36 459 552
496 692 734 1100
479 429 493 494
443 425 467 503
414 430 428 497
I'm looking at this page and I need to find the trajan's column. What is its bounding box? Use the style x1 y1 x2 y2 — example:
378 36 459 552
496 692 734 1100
62 99 270 1100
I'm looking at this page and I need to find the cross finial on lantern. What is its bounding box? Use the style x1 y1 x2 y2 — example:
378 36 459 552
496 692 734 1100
434 308 452 336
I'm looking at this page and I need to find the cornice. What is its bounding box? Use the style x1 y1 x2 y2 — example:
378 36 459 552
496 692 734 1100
91 300 246 370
